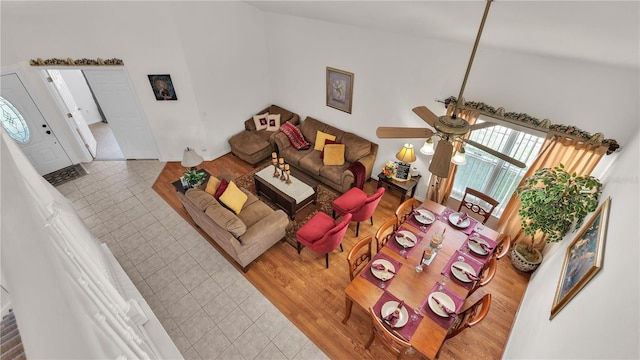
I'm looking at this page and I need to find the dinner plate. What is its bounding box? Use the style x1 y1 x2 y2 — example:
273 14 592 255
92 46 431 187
449 212 471 228
381 301 409 328
451 261 477 283
414 209 435 225
428 292 456 318
395 230 417 248
468 236 489 255
370 259 395 281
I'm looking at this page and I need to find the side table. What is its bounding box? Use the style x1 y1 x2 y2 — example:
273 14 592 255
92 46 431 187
172 169 211 194
376 172 421 204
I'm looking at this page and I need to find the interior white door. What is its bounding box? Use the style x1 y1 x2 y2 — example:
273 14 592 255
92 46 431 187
83 69 159 159
1 73 72 175
46 69 97 158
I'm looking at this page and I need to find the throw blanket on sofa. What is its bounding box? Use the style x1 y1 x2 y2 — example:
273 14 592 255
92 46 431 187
348 161 366 189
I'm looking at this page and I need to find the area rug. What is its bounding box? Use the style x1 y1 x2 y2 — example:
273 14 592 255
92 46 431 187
233 163 339 248
45 164 87 187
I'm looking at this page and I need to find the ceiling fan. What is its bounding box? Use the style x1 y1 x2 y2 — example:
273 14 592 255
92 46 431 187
376 0 526 178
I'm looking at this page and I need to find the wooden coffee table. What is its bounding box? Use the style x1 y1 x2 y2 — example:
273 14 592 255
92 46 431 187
254 166 318 219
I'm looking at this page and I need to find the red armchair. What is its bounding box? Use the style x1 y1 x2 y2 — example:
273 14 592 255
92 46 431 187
296 212 352 268
332 187 385 236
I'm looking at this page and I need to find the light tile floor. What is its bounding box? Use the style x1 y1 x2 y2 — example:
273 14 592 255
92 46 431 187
55 160 328 360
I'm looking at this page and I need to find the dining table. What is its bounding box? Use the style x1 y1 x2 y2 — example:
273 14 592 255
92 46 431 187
343 199 499 359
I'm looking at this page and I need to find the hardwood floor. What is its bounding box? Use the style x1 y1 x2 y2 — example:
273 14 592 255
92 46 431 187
152 153 531 359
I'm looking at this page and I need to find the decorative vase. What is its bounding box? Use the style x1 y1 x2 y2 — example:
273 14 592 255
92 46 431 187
510 247 542 272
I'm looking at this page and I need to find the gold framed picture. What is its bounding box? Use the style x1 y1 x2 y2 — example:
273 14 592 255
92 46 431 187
326 67 354 113
550 196 611 319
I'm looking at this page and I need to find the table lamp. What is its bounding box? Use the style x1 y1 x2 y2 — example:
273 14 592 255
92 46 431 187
396 143 416 164
181 147 204 170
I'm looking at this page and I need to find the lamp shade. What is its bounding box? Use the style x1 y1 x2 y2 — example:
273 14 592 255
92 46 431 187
451 146 467 166
396 143 416 163
181 147 203 168
420 138 435 155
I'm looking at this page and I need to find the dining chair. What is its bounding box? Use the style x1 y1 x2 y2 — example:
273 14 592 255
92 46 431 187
365 307 413 359
436 293 492 358
374 218 398 253
467 257 497 296
457 187 499 224
342 236 373 324
296 212 352 268
494 233 511 260
394 197 420 227
332 187 386 237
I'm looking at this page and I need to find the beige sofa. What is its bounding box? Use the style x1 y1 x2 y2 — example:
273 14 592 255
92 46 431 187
228 105 300 165
176 184 289 271
274 116 378 193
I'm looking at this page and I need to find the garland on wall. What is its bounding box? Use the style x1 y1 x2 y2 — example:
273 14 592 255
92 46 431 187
445 96 620 154
29 57 124 66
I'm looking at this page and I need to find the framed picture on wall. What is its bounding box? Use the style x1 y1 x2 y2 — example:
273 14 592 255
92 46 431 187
550 196 611 320
326 67 354 113
148 74 178 101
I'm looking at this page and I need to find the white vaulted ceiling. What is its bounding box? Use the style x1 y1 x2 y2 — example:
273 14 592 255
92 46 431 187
246 1 640 69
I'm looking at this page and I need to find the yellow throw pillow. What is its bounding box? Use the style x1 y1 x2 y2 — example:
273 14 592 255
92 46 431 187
314 130 336 151
323 144 346 166
219 181 248 215
204 176 221 195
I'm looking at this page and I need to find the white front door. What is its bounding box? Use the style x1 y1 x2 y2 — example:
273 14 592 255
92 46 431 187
1 73 72 175
83 69 159 159
46 69 97 158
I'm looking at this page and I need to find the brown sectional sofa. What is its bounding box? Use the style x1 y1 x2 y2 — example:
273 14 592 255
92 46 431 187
176 182 289 271
228 105 300 165
274 116 378 193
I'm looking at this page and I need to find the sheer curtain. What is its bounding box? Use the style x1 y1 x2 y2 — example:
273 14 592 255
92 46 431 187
426 107 480 203
495 135 608 247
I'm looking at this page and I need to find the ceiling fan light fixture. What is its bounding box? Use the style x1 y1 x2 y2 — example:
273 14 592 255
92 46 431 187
420 138 435 155
451 146 467 166
396 143 416 163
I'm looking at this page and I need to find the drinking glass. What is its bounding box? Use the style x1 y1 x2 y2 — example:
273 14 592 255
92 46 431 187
411 306 422 322
379 280 386 289
438 274 449 291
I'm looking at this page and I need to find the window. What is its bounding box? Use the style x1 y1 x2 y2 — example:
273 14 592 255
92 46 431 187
0 96 30 143
451 120 545 217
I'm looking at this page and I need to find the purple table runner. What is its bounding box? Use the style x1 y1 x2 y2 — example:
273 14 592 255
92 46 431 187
373 291 424 341
441 250 484 290
419 282 465 329
360 252 403 287
384 227 424 259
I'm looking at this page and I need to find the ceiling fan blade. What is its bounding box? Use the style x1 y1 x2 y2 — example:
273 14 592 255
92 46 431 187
376 127 434 139
469 122 497 131
463 138 527 168
412 106 438 127
429 140 453 178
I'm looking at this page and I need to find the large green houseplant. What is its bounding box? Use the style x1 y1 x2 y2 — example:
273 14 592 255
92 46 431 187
511 164 602 272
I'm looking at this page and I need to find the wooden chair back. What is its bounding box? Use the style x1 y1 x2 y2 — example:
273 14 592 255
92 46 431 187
375 218 398 253
394 198 420 227
494 233 511 260
468 257 497 296
365 307 413 359
347 236 373 281
457 187 499 224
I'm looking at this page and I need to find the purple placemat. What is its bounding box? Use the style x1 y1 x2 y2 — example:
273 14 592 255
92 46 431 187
441 208 478 235
441 250 484 290
419 282 465 329
405 210 436 231
384 228 424 259
373 291 424 341
360 252 403 287
461 233 497 264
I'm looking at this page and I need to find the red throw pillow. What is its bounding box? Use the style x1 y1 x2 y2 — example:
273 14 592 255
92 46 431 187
279 122 310 150
321 139 339 159
214 178 229 199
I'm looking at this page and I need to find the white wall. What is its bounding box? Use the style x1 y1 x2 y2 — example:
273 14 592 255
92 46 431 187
59 70 103 125
504 128 640 359
264 13 639 200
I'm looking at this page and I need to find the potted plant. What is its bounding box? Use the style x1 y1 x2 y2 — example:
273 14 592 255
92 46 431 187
183 169 206 188
511 164 602 272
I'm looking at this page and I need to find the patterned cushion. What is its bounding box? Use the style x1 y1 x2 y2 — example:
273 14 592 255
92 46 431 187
253 113 269 130
266 114 281 131
280 122 310 150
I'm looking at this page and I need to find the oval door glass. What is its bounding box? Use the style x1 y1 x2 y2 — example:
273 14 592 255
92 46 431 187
0 96 30 143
